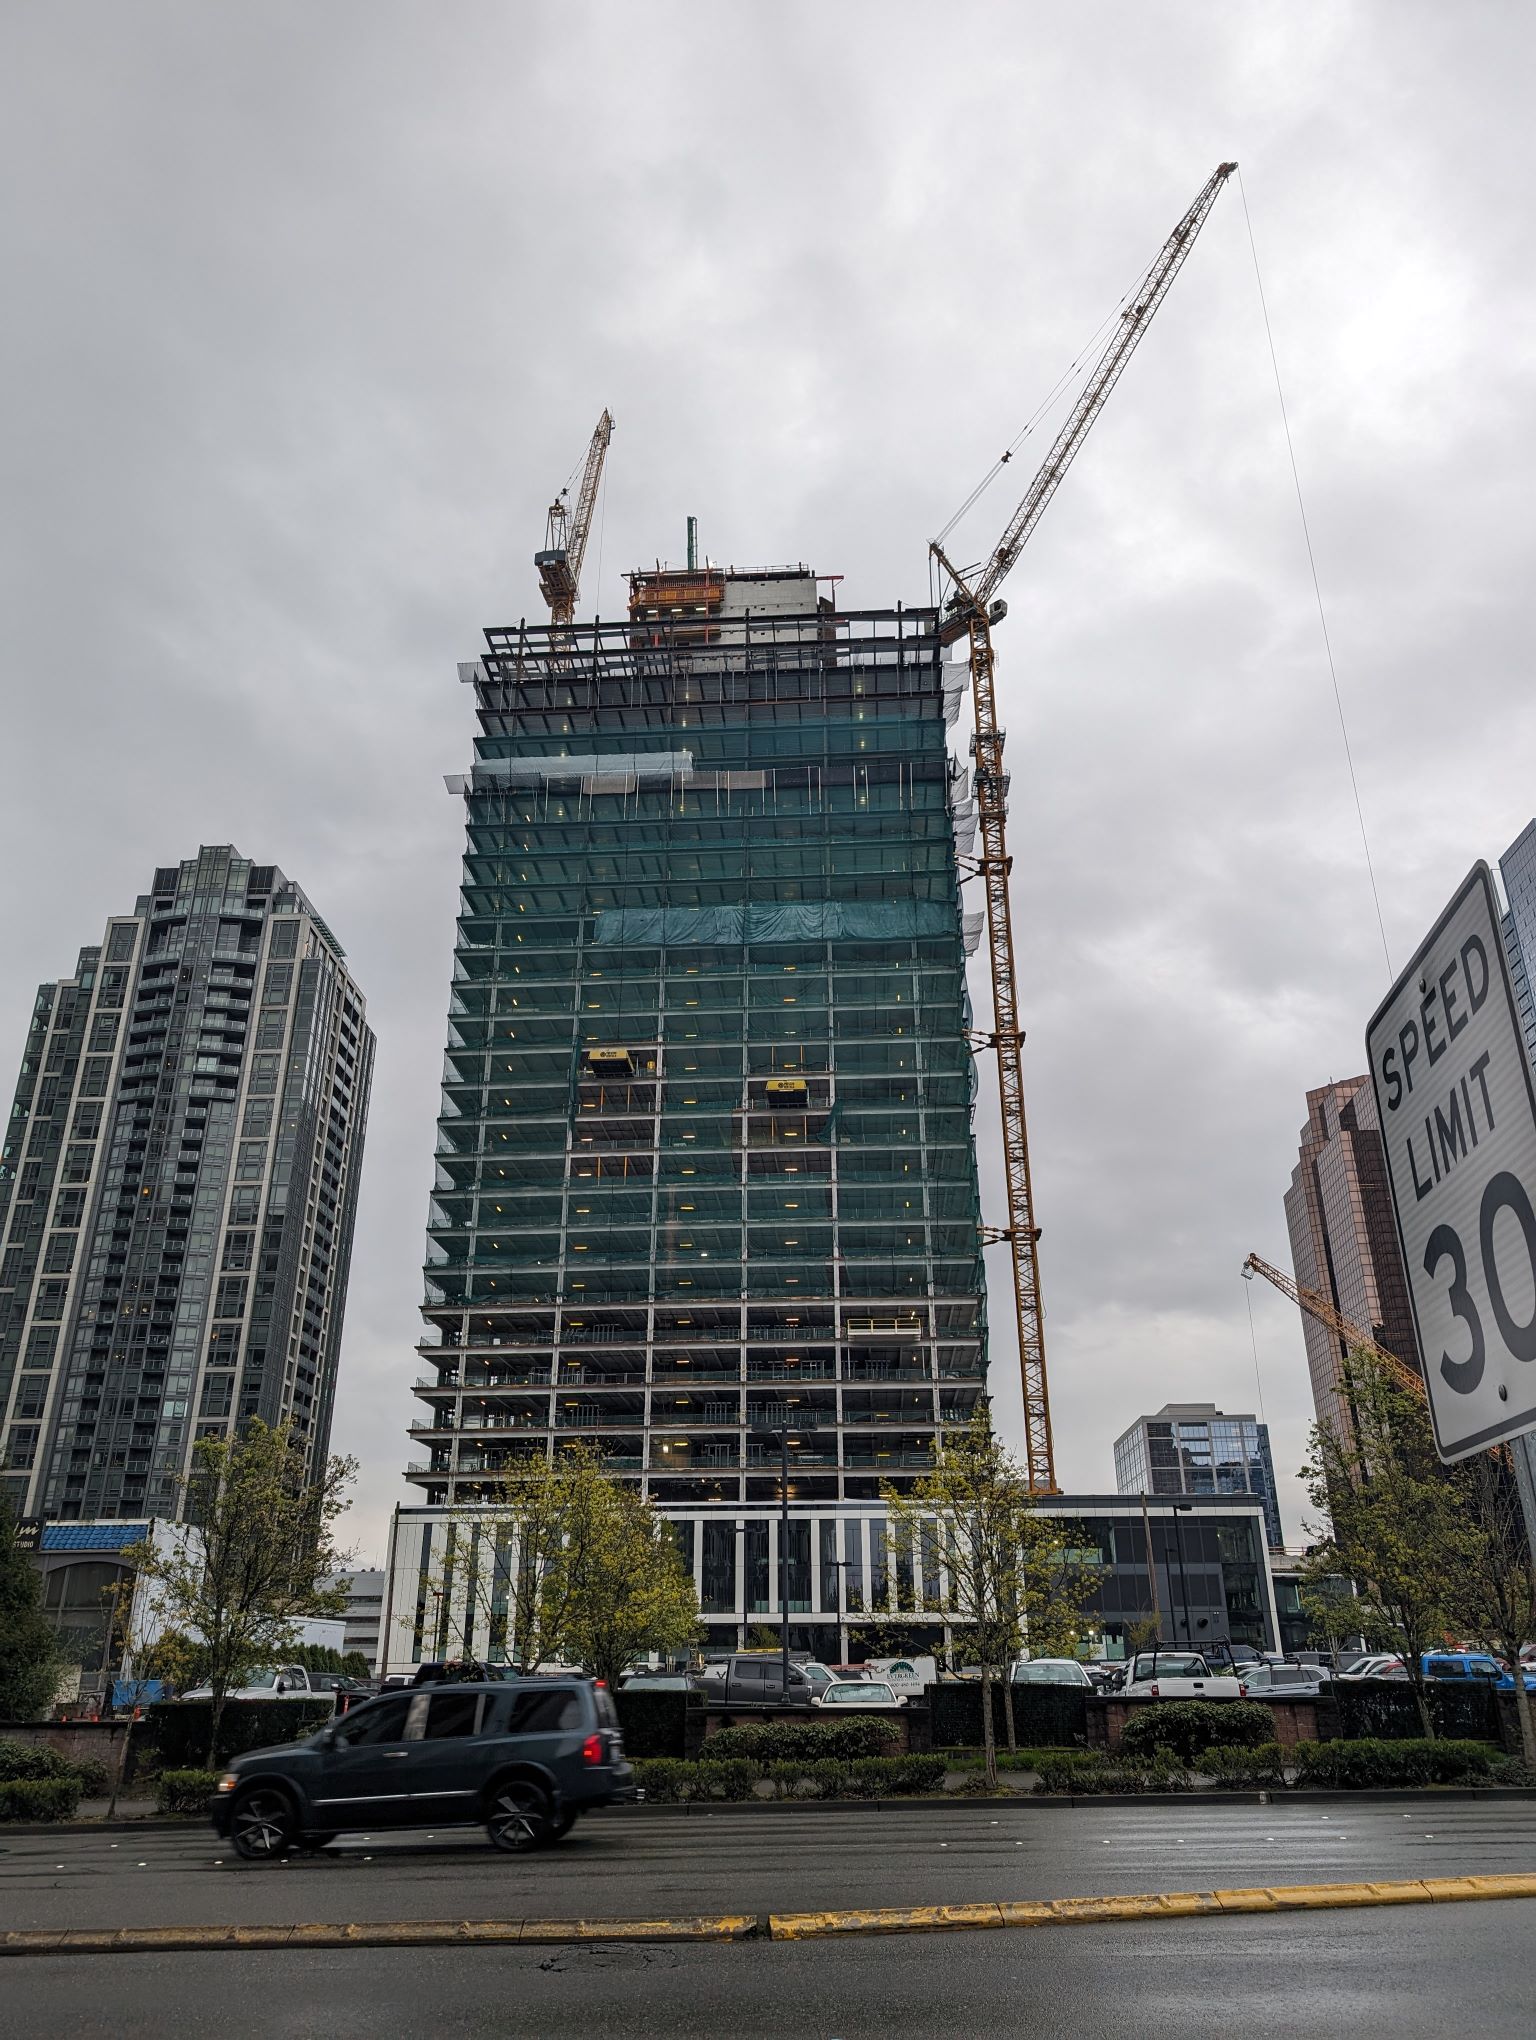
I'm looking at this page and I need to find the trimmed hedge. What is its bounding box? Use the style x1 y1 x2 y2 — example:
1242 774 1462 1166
613 1687 705 1760
156 1768 222 1816
0 1778 82 1822
1200 1742 1289 1789
0 1738 80 1784
1034 1750 1191 1795
1292 1738 1497 1789
928 1681 1088 1751
146 1698 334 1769
706 1716 900 1762
1119 1700 1273 1765
631 1753 945 1802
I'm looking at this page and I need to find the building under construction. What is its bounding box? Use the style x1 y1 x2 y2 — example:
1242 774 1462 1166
392 562 991 1661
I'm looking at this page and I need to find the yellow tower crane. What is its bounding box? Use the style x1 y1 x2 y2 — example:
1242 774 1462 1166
1241 1251 1427 1402
536 409 615 627
933 164 1236 1491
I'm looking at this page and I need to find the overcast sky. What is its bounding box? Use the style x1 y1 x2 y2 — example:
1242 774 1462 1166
5 3 1535 1563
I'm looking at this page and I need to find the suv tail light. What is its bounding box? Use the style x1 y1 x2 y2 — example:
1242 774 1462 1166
581 1733 604 1766
1148 1682 1160 1697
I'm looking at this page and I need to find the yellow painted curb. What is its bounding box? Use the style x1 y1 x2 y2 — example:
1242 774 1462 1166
0 1914 759 1958
4 1877 1536 1956
765 1872 1536 1939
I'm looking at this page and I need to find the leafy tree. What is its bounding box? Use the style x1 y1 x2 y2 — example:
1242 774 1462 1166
566 1484 700 1687
433 1450 698 1678
125 1421 354 1763
1451 1450 1536 1768
0 1495 70 1719
1300 1353 1477 1737
883 1408 1088 1787
136 1628 210 1695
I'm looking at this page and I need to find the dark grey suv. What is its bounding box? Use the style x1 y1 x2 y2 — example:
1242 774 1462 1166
211 1679 633 1861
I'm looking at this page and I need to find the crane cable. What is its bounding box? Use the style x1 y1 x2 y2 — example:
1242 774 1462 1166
1237 167 1393 981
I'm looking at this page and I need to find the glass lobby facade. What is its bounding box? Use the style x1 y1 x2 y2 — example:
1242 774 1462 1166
378 1492 1278 1672
408 568 989 1530
0 847 374 1521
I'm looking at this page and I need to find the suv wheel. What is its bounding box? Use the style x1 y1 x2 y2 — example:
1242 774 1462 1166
486 1779 550 1853
231 1786 297 1862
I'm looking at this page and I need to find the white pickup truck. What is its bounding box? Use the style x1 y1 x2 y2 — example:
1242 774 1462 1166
1120 1650 1247 1700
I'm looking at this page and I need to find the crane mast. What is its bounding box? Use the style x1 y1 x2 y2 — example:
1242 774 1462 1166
934 165 1235 1492
536 409 615 626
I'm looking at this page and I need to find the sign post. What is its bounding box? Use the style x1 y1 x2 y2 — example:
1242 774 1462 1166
1367 861 1536 1462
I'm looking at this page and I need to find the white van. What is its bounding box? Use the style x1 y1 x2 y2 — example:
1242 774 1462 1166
864 1655 937 1700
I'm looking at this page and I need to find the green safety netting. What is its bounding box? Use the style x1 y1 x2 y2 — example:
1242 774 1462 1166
591 901 956 946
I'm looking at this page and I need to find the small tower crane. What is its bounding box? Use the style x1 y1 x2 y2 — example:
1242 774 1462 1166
934 164 1236 1491
1241 1251 1426 1402
536 409 614 626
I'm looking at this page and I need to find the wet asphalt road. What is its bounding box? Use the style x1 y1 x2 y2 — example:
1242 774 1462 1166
2 1798 1534 1932
3 1901 1535 2039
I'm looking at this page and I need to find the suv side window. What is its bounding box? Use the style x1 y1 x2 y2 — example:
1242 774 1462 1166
334 1695 411 1747
502 1687 584 1733
424 1692 483 1739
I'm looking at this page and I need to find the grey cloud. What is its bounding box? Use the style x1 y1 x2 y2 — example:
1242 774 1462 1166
4 2 1532 1554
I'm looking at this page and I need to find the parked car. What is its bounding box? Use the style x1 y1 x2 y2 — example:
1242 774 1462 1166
794 1662 840 1697
1422 1650 1536 1693
1009 1658 1093 1688
182 1664 319 1703
814 1679 903 1709
707 1653 817 1707
211 1677 634 1861
1119 1651 1246 1700
1336 1654 1406 1681
617 1673 700 1692
1235 1661 1331 1698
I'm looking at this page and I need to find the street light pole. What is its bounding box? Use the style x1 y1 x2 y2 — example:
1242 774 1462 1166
779 1429 791 1701
1170 1503 1194 1648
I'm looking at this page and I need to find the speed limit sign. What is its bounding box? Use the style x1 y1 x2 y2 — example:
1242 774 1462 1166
1367 861 1536 1461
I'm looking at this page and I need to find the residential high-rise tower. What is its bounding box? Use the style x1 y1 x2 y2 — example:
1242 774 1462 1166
0 847 374 1522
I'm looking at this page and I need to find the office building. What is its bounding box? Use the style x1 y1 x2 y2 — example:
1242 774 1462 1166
1112 1401 1283 1548
398 562 989 1654
0 847 374 1521
1283 1077 1421 1447
378 1490 1278 1671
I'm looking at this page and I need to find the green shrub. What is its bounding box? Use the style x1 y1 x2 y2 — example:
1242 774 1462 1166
156 1768 221 1816
1119 1700 1272 1765
706 1716 900 1762
68 1756 111 1797
0 1777 82 1822
632 1752 945 1802
1292 1738 1495 1789
1200 1742 1289 1789
0 1739 78 1784
1035 1751 1109 1793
